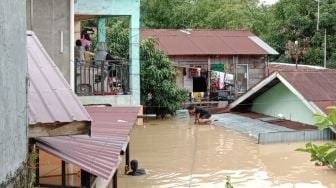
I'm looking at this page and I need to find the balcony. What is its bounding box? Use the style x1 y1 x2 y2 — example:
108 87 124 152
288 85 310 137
74 60 129 96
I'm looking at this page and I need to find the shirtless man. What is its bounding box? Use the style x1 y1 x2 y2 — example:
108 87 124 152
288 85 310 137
187 105 212 124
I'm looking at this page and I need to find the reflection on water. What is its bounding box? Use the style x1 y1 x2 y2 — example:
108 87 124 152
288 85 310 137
118 119 336 188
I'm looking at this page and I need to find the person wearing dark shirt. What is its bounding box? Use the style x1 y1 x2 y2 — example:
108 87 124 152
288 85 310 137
187 105 212 124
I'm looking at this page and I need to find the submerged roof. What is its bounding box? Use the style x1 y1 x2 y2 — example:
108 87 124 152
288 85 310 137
27 31 91 130
141 29 278 56
230 70 336 115
37 106 139 180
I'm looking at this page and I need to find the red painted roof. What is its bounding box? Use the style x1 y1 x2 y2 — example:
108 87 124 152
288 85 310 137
279 71 336 114
37 106 139 180
141 29 271 55
27 31 91 125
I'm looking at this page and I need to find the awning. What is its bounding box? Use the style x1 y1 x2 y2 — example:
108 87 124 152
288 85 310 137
36 106 139 180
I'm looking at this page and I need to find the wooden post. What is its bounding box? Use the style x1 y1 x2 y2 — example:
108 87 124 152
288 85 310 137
207 57 211 99
35 147 39 186
137 105 143 126
126 143 130 166
62 161 66 186
113 170 118 188
81 170 90 187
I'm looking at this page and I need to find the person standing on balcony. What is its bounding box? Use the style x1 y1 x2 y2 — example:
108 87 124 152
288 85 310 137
74 39 85 63
81 33 91 51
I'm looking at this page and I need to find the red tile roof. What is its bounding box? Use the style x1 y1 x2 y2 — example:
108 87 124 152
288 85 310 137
141 29 274 55
27 31 91 125
37 106 139 180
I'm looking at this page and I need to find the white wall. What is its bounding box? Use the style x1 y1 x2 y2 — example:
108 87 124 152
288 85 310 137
0 0 28 183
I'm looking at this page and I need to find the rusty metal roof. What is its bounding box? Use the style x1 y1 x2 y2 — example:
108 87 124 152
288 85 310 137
268 62 326 74
141 29 277 55
36 106 139 180
230 70 336 115
279 71 336 114
27 31 91 125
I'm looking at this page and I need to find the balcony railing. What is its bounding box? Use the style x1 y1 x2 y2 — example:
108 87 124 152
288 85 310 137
74 60 129 96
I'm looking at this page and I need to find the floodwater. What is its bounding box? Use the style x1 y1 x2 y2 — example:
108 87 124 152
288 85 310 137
118 118 336 188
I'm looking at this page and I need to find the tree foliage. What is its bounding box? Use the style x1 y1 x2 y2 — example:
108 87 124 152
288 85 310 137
141 0 336 67
140 38 189 117
141 0 259 30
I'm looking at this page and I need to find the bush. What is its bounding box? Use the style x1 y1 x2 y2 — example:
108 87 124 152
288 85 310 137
296 106 336 169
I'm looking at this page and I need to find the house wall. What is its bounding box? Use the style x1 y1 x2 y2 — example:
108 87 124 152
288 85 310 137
238 55 266 89
79 95 132 106
170 55 265 92
75 0 141 105
0 0 28 185
26 0 71 82
251 83 316 125
26 0 141 106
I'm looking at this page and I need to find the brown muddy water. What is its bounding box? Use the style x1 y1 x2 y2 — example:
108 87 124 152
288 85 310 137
118 118 336 188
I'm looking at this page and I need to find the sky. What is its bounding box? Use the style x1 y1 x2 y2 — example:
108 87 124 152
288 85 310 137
260 0 279 5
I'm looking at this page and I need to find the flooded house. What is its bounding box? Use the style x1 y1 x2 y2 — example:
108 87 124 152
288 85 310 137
228 70 336 143
28 31 139 188
26 0 140 106
141 29 278 101
25 0 142 187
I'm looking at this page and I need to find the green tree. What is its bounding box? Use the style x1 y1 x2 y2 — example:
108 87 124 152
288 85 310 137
141 0 262 30
141 38 188 117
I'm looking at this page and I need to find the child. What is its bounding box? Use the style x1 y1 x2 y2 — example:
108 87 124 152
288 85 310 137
187 105 212 124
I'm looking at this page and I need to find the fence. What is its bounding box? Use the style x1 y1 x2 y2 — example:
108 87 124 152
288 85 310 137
258 129 336 144
74 60 129 96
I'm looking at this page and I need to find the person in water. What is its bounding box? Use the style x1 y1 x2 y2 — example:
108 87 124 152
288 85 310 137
187 105 212 124
127 160 146 176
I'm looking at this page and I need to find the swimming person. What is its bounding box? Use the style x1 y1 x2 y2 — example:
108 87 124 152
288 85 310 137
127 160 146 176
187 105 212 124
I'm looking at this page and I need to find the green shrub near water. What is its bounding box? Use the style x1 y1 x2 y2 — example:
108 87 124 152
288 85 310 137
296 106 336 169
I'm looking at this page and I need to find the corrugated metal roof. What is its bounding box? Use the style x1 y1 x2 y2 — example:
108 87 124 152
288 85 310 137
268 62 326 74
230 70 336 114
36 106 139 180
141 29 276 55
280 71 336 114
27 31 91 125
249 36 279 55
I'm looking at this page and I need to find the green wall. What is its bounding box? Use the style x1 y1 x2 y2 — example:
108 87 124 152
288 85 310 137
251 83 316 125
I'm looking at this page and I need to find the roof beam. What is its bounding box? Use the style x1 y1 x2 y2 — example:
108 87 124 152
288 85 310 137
29 121 90 138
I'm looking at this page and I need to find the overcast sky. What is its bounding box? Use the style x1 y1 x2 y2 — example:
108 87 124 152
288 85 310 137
260 0 279 5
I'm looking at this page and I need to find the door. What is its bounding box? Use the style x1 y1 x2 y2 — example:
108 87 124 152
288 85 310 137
236 64 248 94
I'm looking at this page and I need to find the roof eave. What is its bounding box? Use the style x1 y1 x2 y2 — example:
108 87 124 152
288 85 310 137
29 121 91 138
229 71 326 116
229 71 279 110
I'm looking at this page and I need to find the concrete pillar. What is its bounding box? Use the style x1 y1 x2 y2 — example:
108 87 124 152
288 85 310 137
97 17 106 43
129 14 140 105
75 21 81 40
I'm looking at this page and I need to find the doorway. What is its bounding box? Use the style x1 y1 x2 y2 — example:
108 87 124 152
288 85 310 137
236 64 248 94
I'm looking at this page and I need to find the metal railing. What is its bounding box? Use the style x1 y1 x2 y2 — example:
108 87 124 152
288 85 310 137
74 60 129 96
